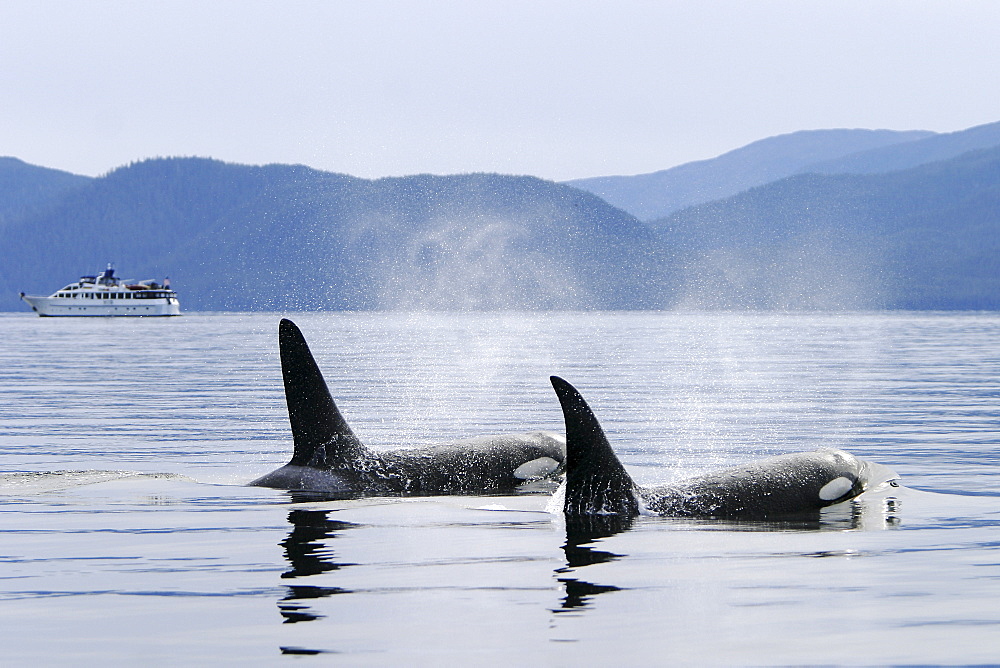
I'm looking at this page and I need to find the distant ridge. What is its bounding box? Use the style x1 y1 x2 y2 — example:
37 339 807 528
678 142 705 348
652 144 1000 310
564 129 934 220
800 120 1000 175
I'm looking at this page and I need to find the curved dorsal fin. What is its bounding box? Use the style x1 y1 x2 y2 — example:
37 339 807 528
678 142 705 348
280 319 369 468
550 376 638 517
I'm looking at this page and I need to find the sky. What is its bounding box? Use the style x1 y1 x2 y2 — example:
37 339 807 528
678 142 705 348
2 1 999 182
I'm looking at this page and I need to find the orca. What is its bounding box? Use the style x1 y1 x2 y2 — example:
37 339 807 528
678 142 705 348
249 319 565 495
549 376 898 519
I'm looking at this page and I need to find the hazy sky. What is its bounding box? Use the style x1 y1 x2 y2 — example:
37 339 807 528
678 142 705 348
3 1 999 181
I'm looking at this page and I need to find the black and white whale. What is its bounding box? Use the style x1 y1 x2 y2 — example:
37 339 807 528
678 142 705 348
550 376 898 519
249 319 565 495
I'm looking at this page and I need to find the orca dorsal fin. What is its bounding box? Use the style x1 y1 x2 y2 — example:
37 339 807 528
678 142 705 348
550 376 639 517
279 319 370 468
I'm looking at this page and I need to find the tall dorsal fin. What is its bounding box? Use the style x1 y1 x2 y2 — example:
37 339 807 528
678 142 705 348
279 319 369 468
550 376 639 517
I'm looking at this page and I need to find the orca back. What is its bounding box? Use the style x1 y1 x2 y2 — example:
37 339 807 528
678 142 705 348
641 449 869 518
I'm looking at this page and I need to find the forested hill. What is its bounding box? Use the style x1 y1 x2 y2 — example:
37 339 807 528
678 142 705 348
651 145 1000 310
0 157 91 227
1 158 670 311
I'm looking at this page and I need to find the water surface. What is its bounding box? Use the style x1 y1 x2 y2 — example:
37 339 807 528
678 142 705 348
1 311 998 664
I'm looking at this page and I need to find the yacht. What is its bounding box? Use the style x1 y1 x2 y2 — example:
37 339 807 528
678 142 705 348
20 265 181 317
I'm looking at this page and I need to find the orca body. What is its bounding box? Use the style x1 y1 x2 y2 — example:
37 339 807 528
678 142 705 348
550 376 897 519
249 319 565 495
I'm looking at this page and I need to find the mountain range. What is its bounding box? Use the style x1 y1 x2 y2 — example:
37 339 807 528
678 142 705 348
566 121 1000 221
2 119 998 312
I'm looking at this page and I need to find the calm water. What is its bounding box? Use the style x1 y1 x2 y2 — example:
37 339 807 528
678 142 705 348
1 311 998 665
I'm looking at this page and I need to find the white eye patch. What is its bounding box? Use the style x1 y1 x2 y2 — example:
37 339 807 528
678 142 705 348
514 456 559 480
818 476 854 501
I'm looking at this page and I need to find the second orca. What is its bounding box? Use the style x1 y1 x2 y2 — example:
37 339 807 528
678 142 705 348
549 375 898 519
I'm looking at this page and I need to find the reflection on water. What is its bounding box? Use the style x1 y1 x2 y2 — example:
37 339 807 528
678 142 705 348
673 494 902 532
557 579 622 611
554 516 633 612
278 509 357 626
280 647 330 656
551 495 902 614
281 509 357 579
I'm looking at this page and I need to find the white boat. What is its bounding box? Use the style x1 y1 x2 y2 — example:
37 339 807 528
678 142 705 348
20 265 181 317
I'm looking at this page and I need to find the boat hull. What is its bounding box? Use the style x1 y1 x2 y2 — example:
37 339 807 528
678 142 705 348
21 294 181 317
